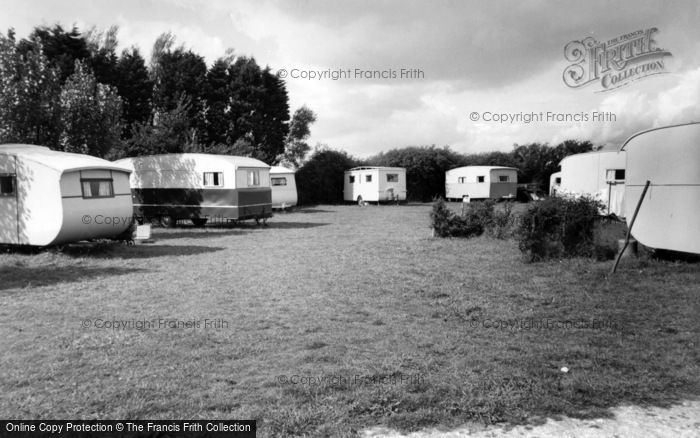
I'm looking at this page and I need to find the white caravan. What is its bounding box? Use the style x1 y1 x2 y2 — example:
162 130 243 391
270 166 298 209
445 166 518 201
0 144 133 246
620 122 700 254
343 167 407 204
549 171 562 196
555 150 626 216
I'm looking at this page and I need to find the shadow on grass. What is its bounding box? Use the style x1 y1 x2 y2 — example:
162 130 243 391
0 265 145 292
59 243 226 259
152 229 253 241
268 222 331 229
292 207 336 214
402 202 433 206
652 249 700 263
0 245 45 255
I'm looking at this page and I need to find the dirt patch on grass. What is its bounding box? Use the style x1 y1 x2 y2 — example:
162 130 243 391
363 399 700 437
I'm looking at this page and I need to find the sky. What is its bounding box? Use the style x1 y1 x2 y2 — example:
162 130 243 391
1 0 699 157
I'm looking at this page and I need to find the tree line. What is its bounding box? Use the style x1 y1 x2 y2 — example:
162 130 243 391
1 24 595 202
296 140 595 204
0 24 315 166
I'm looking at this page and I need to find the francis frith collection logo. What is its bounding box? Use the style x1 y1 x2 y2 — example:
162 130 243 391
563 28 672 92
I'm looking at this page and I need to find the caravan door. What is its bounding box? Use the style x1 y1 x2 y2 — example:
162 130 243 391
0 156 19 244
605 169 626 217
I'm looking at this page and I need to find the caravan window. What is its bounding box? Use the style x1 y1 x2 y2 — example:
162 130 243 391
271 177 287 186
498 175 510 182
349 175 355 183
0 174 15 196
365 175 372 182
458 177 466 184
247 170 260 187
81 179 114 198
477 176 485 183
386 173 399 182
606 169 625 182
203 172 224 187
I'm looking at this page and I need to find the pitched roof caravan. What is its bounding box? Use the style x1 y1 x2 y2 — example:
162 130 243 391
445 166 518 201
343 166 407 204
620 122 700 254
0 144 133 246
114 153 273 226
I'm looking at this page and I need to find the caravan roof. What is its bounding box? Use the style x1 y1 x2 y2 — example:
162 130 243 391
558 149 620 166
347 166 405 171
116 153 269 172
270 165 295 174
619 122 698 151
448 165 517 172
0 144 131 174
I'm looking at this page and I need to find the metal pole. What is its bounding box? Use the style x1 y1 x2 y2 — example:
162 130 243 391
611 180 651 274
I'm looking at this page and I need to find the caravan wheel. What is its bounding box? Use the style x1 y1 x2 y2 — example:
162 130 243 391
160 215 177 228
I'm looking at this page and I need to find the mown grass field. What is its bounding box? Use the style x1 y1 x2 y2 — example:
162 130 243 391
1 204 698 437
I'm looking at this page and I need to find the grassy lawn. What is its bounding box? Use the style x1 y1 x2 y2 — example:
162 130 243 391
0 203 698 437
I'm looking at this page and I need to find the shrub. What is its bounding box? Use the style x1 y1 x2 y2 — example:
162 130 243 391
516 196 602 261
430 198 484 238
430 199 514 239
488 201 515 239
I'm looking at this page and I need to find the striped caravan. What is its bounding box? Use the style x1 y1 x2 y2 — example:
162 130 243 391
115 154 272 227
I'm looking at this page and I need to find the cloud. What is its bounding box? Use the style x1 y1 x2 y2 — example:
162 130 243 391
2 0 699 157
551 67 700 148
115 16 227 65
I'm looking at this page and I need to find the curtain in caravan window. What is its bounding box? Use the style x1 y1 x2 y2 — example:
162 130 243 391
204 172 214 186
81 179 114 198
203 172 224 187
606 169 625 182
98 181 112 196
82 181 93 197
247 170 260 186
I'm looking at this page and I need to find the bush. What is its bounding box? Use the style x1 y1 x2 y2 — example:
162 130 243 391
430 199 514 239
488 201 515 239
431 198 482 238
516 196 602 261
296 147 359 205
